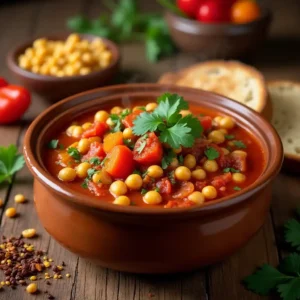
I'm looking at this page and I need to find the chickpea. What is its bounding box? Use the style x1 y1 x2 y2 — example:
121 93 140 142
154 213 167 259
88 136 101 143
170 158 179 168
191 169 206 180
133 106 143 112
125 174 143 190
188 192 205 205
202 186 217 200
5 208 17 218
22 229 36 238
203 160 219 172
208 130 225 144
213 116 222 125
123 128 133 140
76 162 91 178
180 110 192 117
219 116 235 129
72 126 83 138
49 65 59 76
77 138 91 154
31 66 40 73
184 154 196 169
14 194 26 203
147 165 163 179
111 106 123 115
26 283 37 294
58 167 76 182
173 146 182 154
175 166 191 181
82 122 93 130
219 128 228 135
56 70 65 77
143 191 162 205
19 57 31 70
113 196 131 206
145 102 158 112
221 147 230 155
231 150 247 158
232 173 246 183
81 52 93 64
106 117 115 127
79 67 91 75
33 38 47 48
109 180 127 196
92 170 112 185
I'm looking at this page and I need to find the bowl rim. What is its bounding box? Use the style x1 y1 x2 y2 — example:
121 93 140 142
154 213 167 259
6 33 120 82
165 7 272 30
23 83 283 216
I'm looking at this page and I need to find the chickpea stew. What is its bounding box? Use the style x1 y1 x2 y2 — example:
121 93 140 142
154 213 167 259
45 93 265 208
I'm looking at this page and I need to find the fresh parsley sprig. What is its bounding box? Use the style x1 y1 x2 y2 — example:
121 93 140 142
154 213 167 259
133 93 203 149
67 147 81 162
205 147 219 160
285 209 300 251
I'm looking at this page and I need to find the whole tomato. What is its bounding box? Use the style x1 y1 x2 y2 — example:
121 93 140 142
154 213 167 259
197 1 231 23
231 0 261 23
177 0 203 18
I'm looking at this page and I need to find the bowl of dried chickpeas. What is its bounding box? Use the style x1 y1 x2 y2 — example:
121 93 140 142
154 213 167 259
7 33 120 102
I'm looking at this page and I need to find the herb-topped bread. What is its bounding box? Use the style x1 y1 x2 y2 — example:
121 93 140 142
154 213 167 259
158 60 271 119
268 81 300 166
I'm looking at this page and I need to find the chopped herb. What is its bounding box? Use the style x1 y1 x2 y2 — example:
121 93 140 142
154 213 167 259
124 139 135 149
120 109 131 119
142 170 148 178
155 187 160 193
90 157 101 166
168 171 176 185
285 218 300 251
141 188 148 195
67 147 81 162
87 168 97 179
81 179 89 189
161 149 176 169
233 140 247 149
48 140 59 149
136 134 148 154
133 93 203 149
100 157 107 167
233 186 242 191
223 168 240 173
225 135 235 140
205 147 220 160
178 154 184 165
110 114 122 132
133 169 142 175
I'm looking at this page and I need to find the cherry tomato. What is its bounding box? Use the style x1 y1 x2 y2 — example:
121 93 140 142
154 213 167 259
196 1 230 23
231 0 261 24
177 0 203 18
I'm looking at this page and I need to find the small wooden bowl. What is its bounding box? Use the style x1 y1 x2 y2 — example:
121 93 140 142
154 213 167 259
165 9 272 59
7 34 120 102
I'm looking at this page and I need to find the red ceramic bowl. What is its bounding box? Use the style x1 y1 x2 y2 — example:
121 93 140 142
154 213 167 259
23 84 283 273
7 33 120 102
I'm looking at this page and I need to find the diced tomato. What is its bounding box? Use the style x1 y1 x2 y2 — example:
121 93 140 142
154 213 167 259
211 173 232 189
198 116 212 131
231 152 247 172
182 138 210 161
156 177 172 195
209 143 229 168
195 180 208 191
172 181 194 199
88 181 108 197
123 109 144 128
82 122 109 139
133 132 163 165
82 142 106 161
104 145 134 179
164 200 178 208
164 199 195 208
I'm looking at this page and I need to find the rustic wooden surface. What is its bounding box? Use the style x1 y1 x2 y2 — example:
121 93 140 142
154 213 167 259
0 0 299 299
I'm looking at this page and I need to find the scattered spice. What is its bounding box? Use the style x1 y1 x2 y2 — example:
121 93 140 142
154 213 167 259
22 229 36 239
26 283 37 294
14 194 26 204
5 208 17 218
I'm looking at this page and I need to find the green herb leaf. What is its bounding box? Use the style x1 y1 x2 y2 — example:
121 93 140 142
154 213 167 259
90 157 101 166
67 147 81 162
205 147 220 160
81 178 89 189
100 157 107 167
124 139 135 149
178 155 183 164
233 186 242 191
141 188 147 195
48 139 59 149
168 171 176 185
132 169 142 175
280 253 300 276
225 135 235 140
155 187 160 192
244 264 290 296
233 140 247 149
132 112 162 136
59 144 65 150
110 114 123 132
0 145 25 184
223 167 240 173
285 219 300 251
87 168 97 179
161 149 176 169
277 278 300 300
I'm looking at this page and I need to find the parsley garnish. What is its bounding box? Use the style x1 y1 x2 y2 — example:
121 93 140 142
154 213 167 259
59 144 65 150
141 188 148 195
161 149 176 169
48 139 59 149
67 147 81 162
90 157 101 166
133 169 142 175
136 134 148 154
110 114 122 132
178 155 184 165
285 214 300 251
233 186 242 191
205 147 220 160
168 171 176 185
155 187 160 193
233 140 247 149
87 168 97 179
81 178 89 189
0 145 25 184
142 170 148 178
124 139 135 149
225 135 235 140
223 168 240 173
133 93 203 149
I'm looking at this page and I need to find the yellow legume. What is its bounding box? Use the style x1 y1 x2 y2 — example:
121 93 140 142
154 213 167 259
202 186 217 199
77 138 91 154
76 162 91 178
145 102 158 112
95 110 110 122
110 106 122 115
188 192 205 205
92 170 112 185
26 283 37 294
123 128 134 140
82 122 93 130
219 116 235 129
113 196 131 206
203 160 219 172
109 181 127 196
143 191 162 205
14 194 26 203
208 130 225 144
5 208 17 218
22 229 36 238
58 167 76 182
72 126 83 138
191 169 206 180
183 154 196 169
125 174 143 190
175 166 191 181
147 165 163 179
232 173 246 183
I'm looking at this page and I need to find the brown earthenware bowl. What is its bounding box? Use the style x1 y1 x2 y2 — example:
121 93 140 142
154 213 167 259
23 84 283 274
165 9 272 59
7 34 120 102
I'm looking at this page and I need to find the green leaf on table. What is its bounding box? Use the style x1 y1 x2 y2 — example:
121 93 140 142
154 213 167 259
277 278 300 300
285 219 300 251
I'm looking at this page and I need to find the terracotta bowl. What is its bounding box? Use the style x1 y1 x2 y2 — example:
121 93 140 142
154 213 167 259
23 84 283 274
165 10 272 59
7 34 120 102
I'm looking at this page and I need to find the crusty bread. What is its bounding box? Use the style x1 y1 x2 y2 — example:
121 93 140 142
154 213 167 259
268 81 300 159
158 60 269 115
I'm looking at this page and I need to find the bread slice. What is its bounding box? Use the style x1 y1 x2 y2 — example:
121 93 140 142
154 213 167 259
268 81 300 161
158 60 269 116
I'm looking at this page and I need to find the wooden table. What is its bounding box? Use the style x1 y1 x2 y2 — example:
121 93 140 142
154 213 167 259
0 0 299 299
